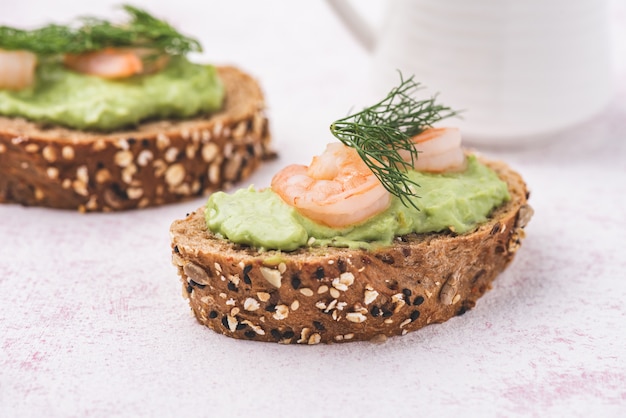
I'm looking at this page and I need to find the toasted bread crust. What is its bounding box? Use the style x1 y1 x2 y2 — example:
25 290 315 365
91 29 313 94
0 66 274 211
169 158 533 344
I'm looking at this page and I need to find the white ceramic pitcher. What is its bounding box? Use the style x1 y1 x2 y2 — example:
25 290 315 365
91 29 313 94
327 0 613 146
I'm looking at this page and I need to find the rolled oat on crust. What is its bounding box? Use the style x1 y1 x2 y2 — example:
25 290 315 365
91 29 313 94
0 66 274 211
169 157 533 344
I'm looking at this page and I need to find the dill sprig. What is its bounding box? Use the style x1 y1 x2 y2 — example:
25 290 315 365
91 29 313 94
0 5 201 56
329 74 457 209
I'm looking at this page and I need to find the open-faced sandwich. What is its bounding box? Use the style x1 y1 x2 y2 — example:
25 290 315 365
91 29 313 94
0 5 273 211
170 76 533 344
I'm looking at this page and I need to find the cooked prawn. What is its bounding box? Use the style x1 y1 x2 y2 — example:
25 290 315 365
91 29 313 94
403 127 466 172
0 49 37 90
271 143 391 228
63 47 169 79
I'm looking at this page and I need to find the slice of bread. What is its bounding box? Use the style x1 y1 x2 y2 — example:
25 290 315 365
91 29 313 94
169 157 533 344
0 66 274 211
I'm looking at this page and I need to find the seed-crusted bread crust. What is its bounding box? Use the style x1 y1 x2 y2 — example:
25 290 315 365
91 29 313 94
0 66 274 211
169 157 533 344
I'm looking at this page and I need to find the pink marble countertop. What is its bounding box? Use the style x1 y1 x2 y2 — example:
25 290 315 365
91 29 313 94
1 1 625 416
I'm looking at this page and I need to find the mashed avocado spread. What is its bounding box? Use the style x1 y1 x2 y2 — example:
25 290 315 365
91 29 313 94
205 155 510 251
0 56 224 131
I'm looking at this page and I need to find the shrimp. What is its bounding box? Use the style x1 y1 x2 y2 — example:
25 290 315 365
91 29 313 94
0 49 37 90
63 47 169 79
271 143 391 228
404 127 466 173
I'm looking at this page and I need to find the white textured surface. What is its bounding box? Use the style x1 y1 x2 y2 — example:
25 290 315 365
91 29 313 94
1 1 625 417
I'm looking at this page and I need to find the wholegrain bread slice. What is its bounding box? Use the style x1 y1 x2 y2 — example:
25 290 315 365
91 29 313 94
169 157 533 344
0 66 274 211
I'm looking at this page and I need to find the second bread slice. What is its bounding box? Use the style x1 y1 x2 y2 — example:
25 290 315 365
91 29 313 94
0 66 274 211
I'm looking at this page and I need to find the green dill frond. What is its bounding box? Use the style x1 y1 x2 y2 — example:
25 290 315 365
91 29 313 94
0 4 201 56
330 73 458 209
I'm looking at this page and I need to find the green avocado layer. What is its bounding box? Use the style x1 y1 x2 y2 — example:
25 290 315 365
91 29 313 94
205 155 510 251
0 56 224 131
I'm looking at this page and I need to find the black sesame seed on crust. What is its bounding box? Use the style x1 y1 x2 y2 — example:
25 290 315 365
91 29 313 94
221 316 230 329
337 258 346 273
456 300 475 316
243 265 252 285
270 329 282 340
282 330 295 339
472 269 486 284
313 321 325 331
291 274 302 289
189 280 206 289
173 245 180 253
371 306 381 317
186 284 193 294
385 280 398 291
227 282 238 291
413 296 425 306
314 267 325 280
209 310 218 319
410 310 421 322
265 304 277 312
110 183 128 200
236 322 248 331
244 330 256 339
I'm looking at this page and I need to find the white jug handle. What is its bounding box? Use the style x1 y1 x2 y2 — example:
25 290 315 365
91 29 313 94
325 0 376 51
